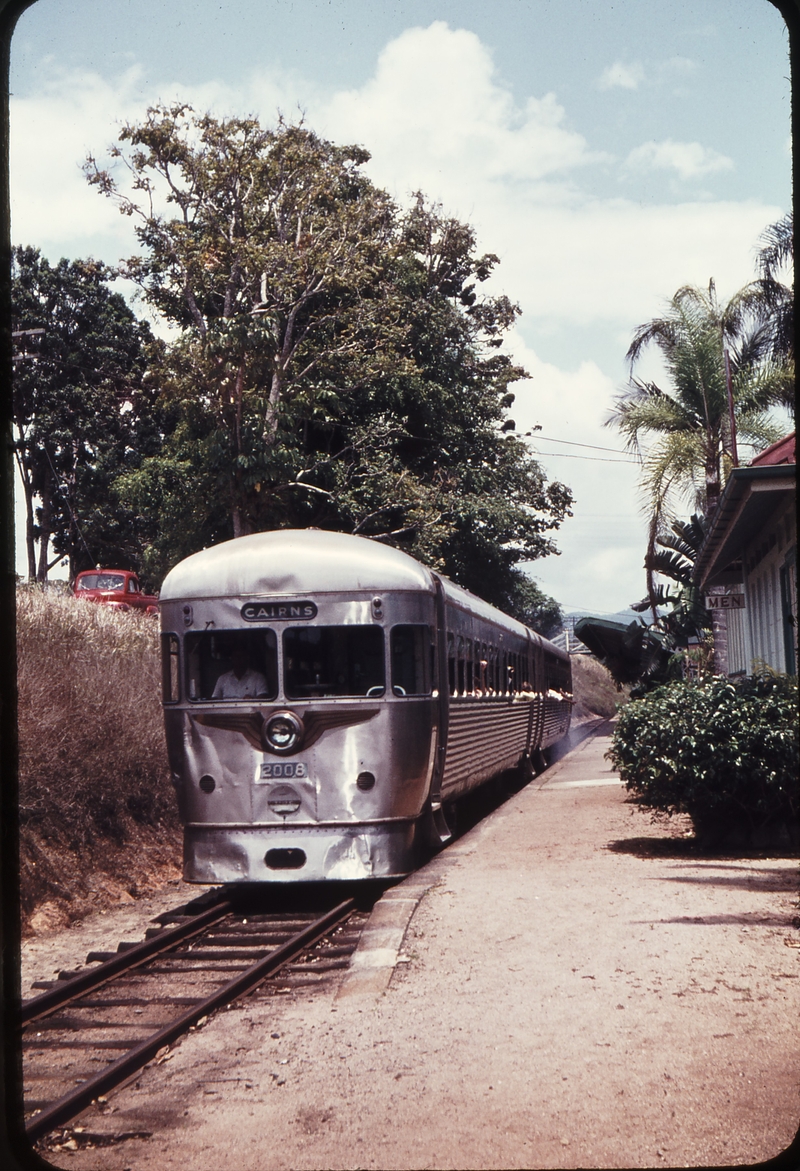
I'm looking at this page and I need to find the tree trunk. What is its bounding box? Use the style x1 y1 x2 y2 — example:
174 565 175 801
17 458 37 581
35 464 52 584
704 433 721 518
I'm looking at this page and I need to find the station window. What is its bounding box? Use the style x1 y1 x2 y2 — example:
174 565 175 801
391 625 432 695
186 630 278 701
283 626 384 698
161 633 180 703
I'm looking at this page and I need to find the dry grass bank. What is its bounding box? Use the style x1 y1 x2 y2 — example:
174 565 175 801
571 653 627 719
16 588 180 935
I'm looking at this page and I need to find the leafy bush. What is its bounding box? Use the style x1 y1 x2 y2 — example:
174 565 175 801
607 672 798 846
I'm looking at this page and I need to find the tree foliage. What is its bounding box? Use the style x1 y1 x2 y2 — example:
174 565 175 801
12 246 160 583
87 107 572 606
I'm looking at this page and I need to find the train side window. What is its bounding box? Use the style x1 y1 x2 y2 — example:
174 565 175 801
545 651 571 692
447 633 456 695
161 633 180 703
477 642 488 694
465 638 474 693
457 636 466 695
185 630 278 701
391 625 431 695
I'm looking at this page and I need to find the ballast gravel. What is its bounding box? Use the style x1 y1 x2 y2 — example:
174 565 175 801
20 725 800 1170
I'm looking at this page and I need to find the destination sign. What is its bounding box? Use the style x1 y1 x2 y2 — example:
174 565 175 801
241 600 318 622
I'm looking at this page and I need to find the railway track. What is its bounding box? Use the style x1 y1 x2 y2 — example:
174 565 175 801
21 889 367 1143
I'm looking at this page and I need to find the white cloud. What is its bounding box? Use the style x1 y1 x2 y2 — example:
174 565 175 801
11 66 144 258
597 61 645 91
623 138 734 181
662 55 697 76
319 21 604 201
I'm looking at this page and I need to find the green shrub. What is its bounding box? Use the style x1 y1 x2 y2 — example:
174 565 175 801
607 672 799 846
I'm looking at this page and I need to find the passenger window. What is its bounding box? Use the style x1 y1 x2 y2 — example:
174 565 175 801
391 625 431 696
161 633 180 703
186 630 278 701
283 626 384 698
477 643 488 694
457 637 466 695
447 633 456 696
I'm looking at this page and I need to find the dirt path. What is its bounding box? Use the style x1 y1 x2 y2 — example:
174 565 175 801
19 727 800 1169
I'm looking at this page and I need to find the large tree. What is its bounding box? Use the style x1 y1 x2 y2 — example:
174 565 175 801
88 107 572 608
12 246 160 582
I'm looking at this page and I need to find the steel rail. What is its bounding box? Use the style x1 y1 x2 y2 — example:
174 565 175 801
21 896 234 1025
25 898 355 1142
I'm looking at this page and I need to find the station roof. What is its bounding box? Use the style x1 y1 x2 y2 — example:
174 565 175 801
693 463 796 590
573 616 644 685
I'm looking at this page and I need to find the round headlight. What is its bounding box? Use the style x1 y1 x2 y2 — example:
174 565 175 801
263 711 303 754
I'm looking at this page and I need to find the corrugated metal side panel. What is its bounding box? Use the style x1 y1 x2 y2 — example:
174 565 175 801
440 700 530 797
541 699 571 748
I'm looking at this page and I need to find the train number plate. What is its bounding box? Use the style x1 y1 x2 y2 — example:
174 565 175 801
259 761 308 781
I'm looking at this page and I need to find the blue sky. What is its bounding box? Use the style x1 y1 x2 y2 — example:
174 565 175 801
9 0 793 612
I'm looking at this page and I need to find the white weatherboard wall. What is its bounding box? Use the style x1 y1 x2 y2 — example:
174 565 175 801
736 501 797 676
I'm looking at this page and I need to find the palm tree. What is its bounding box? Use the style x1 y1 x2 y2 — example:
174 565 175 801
750 212 793 367
609 279 790 606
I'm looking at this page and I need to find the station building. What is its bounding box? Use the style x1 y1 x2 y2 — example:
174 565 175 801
693 432 796 677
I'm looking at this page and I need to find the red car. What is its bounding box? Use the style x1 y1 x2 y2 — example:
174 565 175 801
73 569 158 615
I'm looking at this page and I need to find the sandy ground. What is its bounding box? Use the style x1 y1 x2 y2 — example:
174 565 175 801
16 725 800 1170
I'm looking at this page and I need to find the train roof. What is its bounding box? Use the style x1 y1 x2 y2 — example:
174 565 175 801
160 530 433 600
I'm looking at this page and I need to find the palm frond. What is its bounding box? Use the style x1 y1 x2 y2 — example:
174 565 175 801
757 213 793 282
646 548 694 585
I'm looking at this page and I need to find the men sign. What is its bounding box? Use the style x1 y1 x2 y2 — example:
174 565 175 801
705 591 745 610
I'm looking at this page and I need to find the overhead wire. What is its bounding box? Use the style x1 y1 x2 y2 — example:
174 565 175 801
519 430 640 464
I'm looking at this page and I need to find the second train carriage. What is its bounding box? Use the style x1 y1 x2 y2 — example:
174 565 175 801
159 529 572 883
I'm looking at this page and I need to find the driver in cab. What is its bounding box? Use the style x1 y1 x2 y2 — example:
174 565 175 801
213 639 268 699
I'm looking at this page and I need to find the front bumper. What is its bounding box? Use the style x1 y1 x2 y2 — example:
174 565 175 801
183 820 418 883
